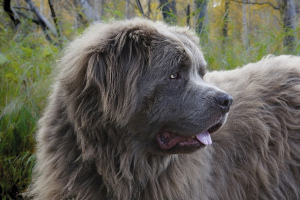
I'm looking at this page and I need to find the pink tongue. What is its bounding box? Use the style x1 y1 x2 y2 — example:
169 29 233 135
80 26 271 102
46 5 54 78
196 131 212 145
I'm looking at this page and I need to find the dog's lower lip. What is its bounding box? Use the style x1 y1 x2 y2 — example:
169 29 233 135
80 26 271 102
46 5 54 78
208 122 222 134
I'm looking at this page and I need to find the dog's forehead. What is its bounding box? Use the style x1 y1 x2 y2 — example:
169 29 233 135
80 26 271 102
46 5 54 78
176 33 207 71
156 26 207 71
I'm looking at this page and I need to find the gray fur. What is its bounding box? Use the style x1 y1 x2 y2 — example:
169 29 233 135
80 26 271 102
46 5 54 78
26 18 300 199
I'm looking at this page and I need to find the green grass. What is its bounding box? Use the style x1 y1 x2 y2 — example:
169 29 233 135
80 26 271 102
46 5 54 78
0 21 59 199
0 17 299 199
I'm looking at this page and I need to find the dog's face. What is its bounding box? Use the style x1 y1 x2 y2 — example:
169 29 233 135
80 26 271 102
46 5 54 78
121 25 233 154
68 20 232 155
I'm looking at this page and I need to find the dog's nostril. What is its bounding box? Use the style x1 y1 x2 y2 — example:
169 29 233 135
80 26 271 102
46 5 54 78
215 93 233 113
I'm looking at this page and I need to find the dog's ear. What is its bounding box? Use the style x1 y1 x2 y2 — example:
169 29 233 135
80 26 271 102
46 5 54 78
86 53 107 93
85 27 152 125
86 27 153 88
111 27 152 69
70 25 155 158
110 28 153 123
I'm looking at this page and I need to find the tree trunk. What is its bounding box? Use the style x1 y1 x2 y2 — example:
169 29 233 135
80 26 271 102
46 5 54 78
72 0 89 25
76 0 97 22
159 0 177 25
222 1 229 52
195 0 208 34
147 0 151 18
126 0 135 19
242 0 249 49
94 0 103 21
100 0 104 19
282 0 296 52
186 4 190 27
40 0 44 13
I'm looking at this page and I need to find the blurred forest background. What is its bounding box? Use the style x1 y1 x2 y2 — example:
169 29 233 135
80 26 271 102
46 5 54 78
0 0 300 199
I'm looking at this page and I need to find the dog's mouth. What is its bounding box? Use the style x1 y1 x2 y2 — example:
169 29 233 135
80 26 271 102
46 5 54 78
155 122 223 153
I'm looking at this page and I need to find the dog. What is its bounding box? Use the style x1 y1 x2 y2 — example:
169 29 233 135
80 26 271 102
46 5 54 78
27 18 300 199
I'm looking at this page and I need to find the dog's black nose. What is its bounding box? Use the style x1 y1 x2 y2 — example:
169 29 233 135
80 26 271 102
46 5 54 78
215 93 233 113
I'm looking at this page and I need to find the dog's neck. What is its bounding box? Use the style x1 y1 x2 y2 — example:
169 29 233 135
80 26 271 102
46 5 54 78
71 121 215 199
92 138 214 200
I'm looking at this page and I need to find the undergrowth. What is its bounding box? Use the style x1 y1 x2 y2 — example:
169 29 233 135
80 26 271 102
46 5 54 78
0 21 58 199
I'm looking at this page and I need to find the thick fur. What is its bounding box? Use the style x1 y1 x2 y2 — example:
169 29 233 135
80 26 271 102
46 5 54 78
27 18 300 200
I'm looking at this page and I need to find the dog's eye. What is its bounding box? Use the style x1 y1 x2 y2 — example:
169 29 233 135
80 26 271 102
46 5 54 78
169 73 180 80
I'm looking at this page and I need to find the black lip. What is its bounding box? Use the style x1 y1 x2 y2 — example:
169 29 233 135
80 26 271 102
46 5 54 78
207 121 223 134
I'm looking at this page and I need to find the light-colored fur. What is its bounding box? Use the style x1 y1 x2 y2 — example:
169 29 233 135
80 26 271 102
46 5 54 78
205 55 300 199
27 18 300 200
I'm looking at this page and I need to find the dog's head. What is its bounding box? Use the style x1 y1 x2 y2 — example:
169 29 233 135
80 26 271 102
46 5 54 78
59 18 232 155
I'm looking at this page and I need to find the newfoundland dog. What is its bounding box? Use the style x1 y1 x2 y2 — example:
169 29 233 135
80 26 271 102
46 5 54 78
27 18 300 199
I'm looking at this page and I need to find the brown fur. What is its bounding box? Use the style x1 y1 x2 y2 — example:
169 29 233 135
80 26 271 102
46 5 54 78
27 18 300 199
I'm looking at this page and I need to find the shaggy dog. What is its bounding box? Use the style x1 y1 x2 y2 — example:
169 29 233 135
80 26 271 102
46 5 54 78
27 18 300 199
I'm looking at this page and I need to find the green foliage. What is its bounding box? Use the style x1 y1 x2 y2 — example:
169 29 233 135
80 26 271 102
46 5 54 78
0 22 58 199
202 24 299 71
0 54 9 65
104 7 125 19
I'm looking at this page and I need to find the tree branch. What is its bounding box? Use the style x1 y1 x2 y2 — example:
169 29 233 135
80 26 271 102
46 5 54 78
3 0 20 26
15 11 54 44
231 0 280 10
48 0 62 45
24 0 57 35
13 6 34 12
15 10 40 24
136 0 145 17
